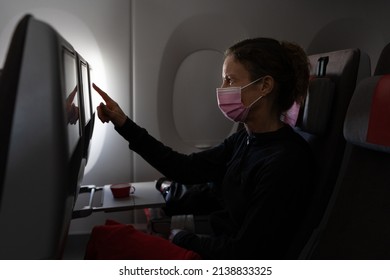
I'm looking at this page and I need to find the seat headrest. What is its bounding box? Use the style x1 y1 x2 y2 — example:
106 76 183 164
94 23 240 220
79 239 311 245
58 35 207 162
308 48 361 78
344 75 390 153
295 48 365 135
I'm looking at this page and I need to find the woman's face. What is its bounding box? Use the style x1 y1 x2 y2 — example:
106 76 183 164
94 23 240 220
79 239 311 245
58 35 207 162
221 54 262 107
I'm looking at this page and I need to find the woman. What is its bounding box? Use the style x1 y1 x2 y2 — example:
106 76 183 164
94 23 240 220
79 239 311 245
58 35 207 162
94 37 313 259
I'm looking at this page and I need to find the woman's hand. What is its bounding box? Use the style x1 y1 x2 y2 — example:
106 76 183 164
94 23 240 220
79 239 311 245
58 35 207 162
93 83 127 127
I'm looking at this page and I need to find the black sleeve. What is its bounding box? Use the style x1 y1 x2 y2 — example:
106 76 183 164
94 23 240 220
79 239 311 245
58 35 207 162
114 117 230 184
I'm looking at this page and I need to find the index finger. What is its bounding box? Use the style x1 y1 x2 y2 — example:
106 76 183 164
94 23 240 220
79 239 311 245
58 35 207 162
67 86 77 102
93 83 113 103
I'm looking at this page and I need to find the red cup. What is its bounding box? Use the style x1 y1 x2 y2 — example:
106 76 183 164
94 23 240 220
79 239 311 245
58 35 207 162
110 183 135 198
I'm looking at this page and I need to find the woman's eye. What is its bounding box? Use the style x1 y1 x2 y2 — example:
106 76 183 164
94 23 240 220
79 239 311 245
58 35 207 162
223 76 234 86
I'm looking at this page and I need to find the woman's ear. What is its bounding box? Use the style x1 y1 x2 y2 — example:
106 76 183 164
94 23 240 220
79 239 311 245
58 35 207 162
258 75 274 96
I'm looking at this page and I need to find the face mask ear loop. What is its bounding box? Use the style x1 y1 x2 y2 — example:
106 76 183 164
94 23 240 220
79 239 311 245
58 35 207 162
246 95 264 109
241 76 265 109
241 76 264 90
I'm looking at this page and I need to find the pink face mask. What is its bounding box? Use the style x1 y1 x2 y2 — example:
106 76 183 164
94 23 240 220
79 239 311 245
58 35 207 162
216 77 264 122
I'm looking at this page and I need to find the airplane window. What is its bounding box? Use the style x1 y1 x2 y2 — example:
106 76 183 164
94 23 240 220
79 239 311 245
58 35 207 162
173 49 234 149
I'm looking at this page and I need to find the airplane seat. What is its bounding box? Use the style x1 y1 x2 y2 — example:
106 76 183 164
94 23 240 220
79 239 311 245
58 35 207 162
286 48 371 258
307 67 390 259
0 15 30 206
0 14 86 259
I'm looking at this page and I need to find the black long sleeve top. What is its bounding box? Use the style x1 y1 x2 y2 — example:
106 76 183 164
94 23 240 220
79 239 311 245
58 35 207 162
115 118 314 259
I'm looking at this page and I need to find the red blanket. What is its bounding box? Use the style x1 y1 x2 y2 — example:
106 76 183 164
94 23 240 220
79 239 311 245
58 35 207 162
85 220 201 260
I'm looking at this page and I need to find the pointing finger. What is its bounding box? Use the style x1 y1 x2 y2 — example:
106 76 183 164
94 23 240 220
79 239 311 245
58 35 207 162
93 83 113 103
68 86 77 102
